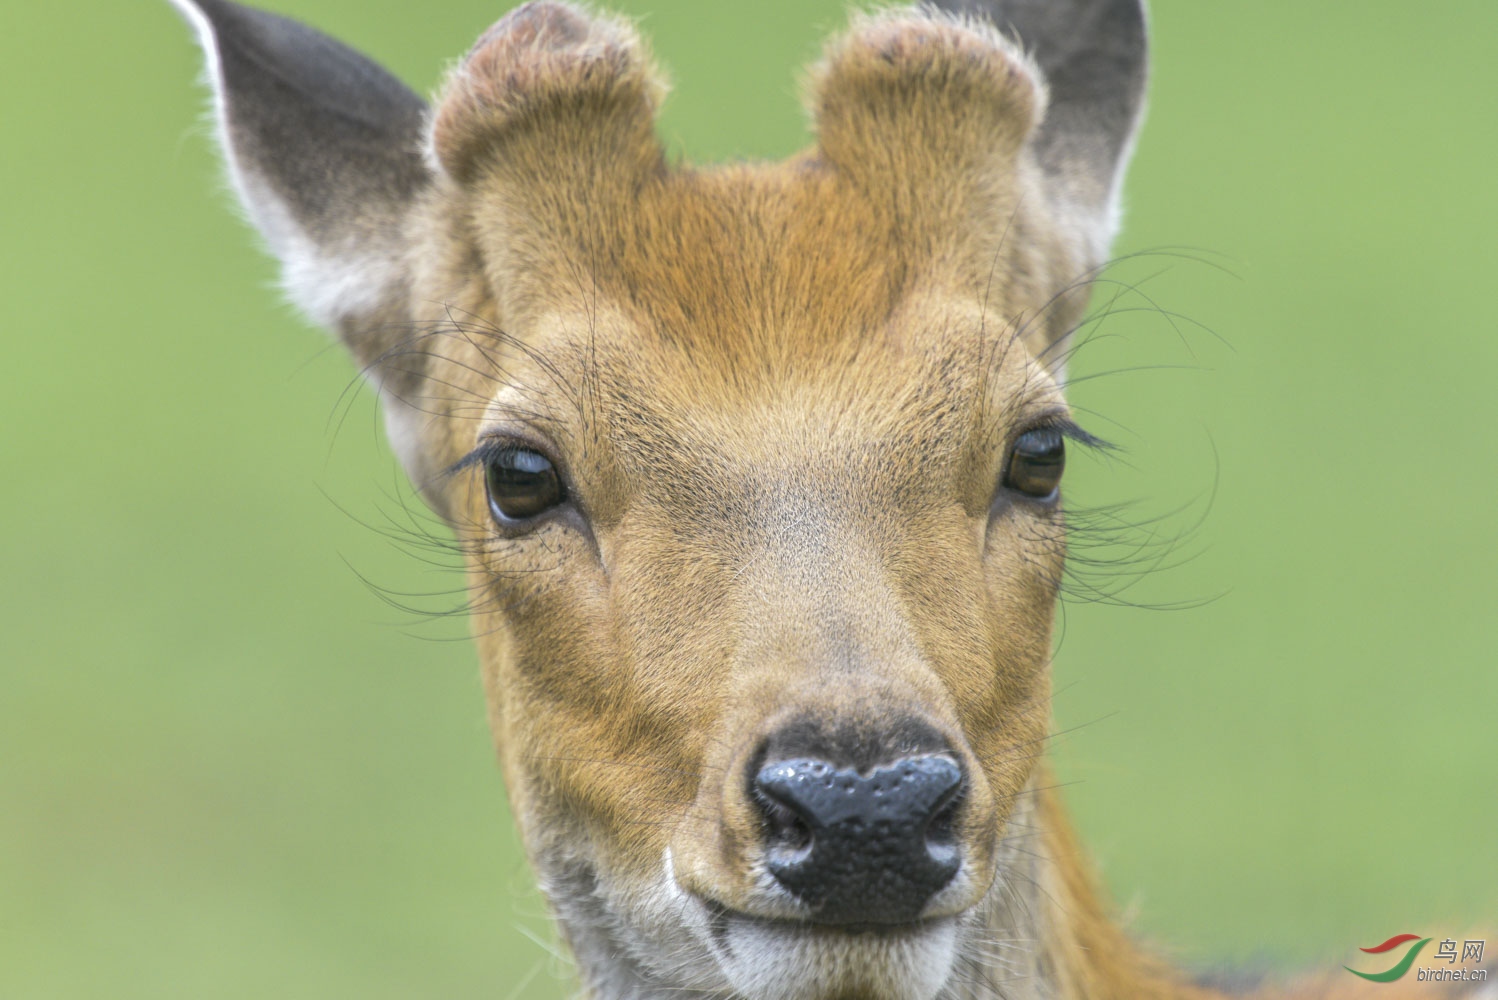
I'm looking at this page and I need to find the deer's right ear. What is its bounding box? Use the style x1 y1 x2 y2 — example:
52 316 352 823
170 0 429 368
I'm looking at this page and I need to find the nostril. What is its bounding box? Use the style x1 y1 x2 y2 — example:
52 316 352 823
924 781 963 868
755 787 813 856
925 778 962 841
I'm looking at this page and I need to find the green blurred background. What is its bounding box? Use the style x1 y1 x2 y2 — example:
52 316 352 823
2 1 1493 996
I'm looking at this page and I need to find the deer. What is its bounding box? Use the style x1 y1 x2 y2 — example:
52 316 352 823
167 1 1493 998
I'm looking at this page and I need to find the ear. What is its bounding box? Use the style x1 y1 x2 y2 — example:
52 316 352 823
169 0 430 368
929 0 1148 268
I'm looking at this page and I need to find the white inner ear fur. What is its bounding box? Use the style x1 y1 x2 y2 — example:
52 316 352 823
169 0 406 332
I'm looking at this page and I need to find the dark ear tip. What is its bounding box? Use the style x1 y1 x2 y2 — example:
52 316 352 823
164 0 203 30
166 0 228 30
166 0 249 57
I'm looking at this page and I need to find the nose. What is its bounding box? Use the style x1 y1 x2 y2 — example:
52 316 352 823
753 755 964 924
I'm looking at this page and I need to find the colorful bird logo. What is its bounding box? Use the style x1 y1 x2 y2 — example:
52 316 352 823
1346 934 1432 982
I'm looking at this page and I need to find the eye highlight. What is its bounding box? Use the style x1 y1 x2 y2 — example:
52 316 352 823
1003 427 1066 500
484 446 566 524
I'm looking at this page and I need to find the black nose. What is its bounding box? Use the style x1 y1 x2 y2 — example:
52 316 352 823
753 756 964 924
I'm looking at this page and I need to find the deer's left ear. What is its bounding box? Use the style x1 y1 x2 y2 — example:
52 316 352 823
169 0 430 369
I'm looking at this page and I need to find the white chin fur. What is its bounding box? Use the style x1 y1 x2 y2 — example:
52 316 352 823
713 916 959 1000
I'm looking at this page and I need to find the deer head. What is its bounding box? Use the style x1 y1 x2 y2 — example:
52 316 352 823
170 1 1147 997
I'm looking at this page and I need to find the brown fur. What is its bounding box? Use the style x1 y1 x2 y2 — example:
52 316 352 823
171 2 1491 998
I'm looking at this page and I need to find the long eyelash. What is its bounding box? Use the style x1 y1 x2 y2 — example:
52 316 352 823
445 437 523 478
1022 414 1115 453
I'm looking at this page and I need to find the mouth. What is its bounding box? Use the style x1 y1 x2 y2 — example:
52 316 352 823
692 899 962 1000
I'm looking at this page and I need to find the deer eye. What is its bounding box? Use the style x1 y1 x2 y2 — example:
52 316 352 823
485 447 566 524
1003 427 1065 500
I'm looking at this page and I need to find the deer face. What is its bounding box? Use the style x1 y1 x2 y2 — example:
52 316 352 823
172 2 1145 997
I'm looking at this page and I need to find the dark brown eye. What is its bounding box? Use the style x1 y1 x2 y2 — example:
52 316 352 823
485 447 565 523
1003 427 1065 500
